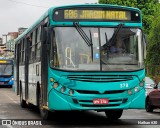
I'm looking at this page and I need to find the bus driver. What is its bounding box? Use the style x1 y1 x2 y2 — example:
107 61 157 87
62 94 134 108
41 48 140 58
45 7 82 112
110 36 125 53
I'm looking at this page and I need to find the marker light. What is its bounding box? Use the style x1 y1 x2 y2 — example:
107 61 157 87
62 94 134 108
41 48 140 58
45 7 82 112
140 81 144 87
53 83 58 88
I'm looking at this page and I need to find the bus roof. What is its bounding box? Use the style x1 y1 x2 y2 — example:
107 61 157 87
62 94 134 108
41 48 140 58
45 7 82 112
15 4 141 43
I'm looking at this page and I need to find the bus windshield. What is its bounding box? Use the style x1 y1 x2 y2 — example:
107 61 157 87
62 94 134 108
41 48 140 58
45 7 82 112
0 64 13 75
50 27 144 71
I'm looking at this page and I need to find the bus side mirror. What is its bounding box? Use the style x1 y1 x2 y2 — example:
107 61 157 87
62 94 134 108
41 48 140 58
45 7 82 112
154 82 160 89
154 85 158 89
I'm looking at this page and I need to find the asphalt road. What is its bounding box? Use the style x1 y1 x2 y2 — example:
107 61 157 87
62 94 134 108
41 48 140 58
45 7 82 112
0 87 160 128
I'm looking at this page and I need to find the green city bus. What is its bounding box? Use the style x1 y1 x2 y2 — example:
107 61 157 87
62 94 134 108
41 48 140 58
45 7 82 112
14 4 146 119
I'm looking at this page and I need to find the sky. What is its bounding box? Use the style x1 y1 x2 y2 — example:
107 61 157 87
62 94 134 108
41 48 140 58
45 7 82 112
0 0 98 37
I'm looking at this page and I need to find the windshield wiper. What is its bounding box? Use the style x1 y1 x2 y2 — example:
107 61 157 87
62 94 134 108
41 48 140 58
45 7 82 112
104 32 110 60
73 22 93 61
102 23 124 50
74 22 92 46
89 30 93 62
109 23 124 46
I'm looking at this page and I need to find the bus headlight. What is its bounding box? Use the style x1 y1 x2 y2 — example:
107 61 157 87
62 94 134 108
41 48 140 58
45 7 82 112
134 86 139 92
11 78 14 81
53 82 59 88
128 90 132 95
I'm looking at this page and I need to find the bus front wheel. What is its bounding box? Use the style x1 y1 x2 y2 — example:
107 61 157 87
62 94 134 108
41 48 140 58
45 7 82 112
105 109 123 119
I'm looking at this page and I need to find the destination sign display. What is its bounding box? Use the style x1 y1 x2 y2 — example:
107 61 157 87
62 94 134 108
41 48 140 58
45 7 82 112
53 7 140 22
0 60 12 64
64 10 131 20
0 60 7 63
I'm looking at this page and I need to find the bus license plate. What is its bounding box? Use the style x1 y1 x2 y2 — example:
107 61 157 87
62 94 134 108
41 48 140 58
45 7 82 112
93 98 109 105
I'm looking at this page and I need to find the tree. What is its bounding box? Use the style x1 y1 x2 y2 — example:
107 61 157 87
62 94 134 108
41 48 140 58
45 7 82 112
99 0 137 7
146 4 160 65
98 0 159 34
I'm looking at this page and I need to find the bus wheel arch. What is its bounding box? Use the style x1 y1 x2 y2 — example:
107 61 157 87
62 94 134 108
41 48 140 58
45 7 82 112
37 83 50 120
20 81 27 108
36 82 41 107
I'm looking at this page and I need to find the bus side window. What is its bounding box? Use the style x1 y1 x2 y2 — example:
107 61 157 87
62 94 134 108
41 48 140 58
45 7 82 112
19 41 21 64
50 30 59 68
35 27 41 61
19 40 24 65
22 39 25 64
31 31 36 61
28 35 32 63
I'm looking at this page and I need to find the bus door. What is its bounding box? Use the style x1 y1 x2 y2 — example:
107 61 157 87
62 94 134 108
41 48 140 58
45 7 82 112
24 37 30 100
41 26 49 106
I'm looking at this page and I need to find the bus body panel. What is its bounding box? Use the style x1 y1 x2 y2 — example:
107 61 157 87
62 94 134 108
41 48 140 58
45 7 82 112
48 88 145 110
48 69 145 110
28 62 41 105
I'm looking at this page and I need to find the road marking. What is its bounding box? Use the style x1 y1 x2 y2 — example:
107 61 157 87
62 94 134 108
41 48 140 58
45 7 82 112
4 125 14 128
146 113 153 116
4 93 18 104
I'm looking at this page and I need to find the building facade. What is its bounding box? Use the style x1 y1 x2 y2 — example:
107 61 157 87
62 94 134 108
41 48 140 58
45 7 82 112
5 32 18 52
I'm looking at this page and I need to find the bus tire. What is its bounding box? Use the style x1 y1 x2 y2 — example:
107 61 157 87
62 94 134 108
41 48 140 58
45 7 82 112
8 85 12 88
38 92 50 120
105 109 123 119
145 98 153 112
20 86 27 108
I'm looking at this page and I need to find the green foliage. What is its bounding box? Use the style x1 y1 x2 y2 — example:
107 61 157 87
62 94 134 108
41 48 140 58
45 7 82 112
98 0 159 34
146 14 160 65
99 0 137 7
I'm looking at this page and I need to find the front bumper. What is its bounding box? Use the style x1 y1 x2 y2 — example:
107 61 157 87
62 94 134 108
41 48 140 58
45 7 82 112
48 88 145 110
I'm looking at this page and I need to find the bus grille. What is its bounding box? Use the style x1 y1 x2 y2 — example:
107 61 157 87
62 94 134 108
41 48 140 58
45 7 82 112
67 75 133 82
76 90 125 94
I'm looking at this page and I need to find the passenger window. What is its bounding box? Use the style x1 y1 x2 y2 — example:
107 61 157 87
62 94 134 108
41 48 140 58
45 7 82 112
35 27 41 61
28 35 33 62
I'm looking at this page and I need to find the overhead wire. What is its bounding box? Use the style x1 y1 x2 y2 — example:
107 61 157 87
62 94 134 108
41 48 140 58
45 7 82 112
7 0 49 8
